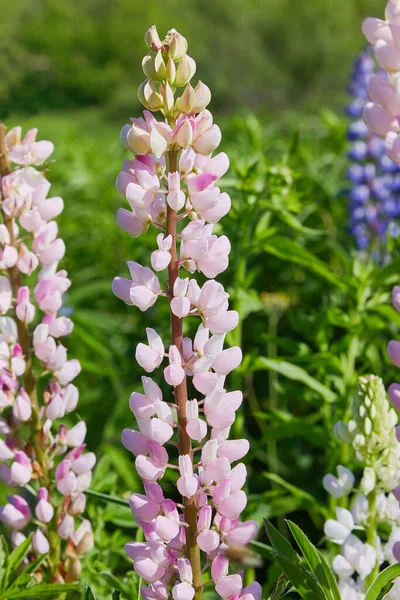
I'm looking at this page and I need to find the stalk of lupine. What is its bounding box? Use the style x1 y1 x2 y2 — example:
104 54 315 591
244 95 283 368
0 125 95 583
362 0 400 165
113 26 261 600
346 48 400 250
324 376 400 598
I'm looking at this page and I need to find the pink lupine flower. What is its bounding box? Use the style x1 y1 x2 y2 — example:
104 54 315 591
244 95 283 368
0 124 95 582
35 488 54 523
151 234 172 271
362 2 400 164
32 529 50 554
15 287 35 324
0 278 12 315
136 328 165 372
12 389 32 422
113 26 259 599
113 261 161 311
8 129 54 167
0 495 31 529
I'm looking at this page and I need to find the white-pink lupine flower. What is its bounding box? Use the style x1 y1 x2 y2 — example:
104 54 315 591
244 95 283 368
0 277 12 315
155 499 180 542
121 111 172 157
113 261 161 311
4 451 33 486
35 488 54 523
167 172 185 211
113 26 258 596
8 129 54 167
171 278 190 318
177 455 198 498
0 495 31 529
12 389 32 422
186 399 207 442
0 245 18 269
191 111 222 155
17 242 39 275
15 287 35 324
164 345 185 386
151 234 172 271
32 529 50 554
32 221 66 265
56 459 77 496
172 558 195 600
136 328 165 372
58 514 75 539
55 358 81 385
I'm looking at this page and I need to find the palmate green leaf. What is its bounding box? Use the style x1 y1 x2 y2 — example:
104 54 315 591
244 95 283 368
364 563 400 600
7 583 80 598
263 235 348 290
268 573 293 600
287 521 340 600
264 520 325 600
253 356 336 403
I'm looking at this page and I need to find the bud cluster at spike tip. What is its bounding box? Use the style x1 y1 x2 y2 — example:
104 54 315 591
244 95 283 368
345 48 400 250
113 26 261 600
0 126 95 582
362 0 400 165
323 376 400 599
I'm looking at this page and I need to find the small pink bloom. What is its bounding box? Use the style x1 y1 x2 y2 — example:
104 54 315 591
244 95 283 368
32 529 50 554
164 345 185 386
136 328 164 372
177 455 198 498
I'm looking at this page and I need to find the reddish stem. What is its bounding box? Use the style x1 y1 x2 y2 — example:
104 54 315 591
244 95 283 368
166 149 202 598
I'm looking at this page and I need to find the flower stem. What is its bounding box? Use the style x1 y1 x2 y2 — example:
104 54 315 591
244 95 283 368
166 149 202 599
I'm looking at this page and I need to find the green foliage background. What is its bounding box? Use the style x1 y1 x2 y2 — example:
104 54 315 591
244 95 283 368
2 0 400 598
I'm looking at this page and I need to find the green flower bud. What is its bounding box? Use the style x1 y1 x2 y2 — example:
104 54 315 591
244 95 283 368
175 55 196 87
175 83 195 114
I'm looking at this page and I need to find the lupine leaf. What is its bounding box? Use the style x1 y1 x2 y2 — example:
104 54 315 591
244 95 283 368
264 520 325 600
364 564 400 600
83 584 96 600
0 536 9 593
253 357 337 403
287 521 341 600
7 583 80 598
263 236 348 290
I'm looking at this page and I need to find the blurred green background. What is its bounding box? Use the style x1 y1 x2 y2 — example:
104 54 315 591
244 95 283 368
3 0 400 598
0 0 388 118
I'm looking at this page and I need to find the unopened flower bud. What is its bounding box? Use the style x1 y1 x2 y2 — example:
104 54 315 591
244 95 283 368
168 30 188 60
76 530 94 555
154 50 167 81
192 81 212 113
333 420 352 444
175 84 195 114
175 55 196 87
145 25 162 52
166 57 176 85
69 492 86 515
142 54 156 80
161 82 174 112
138 80 164 111
65 558 82 583
361 467 376 495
